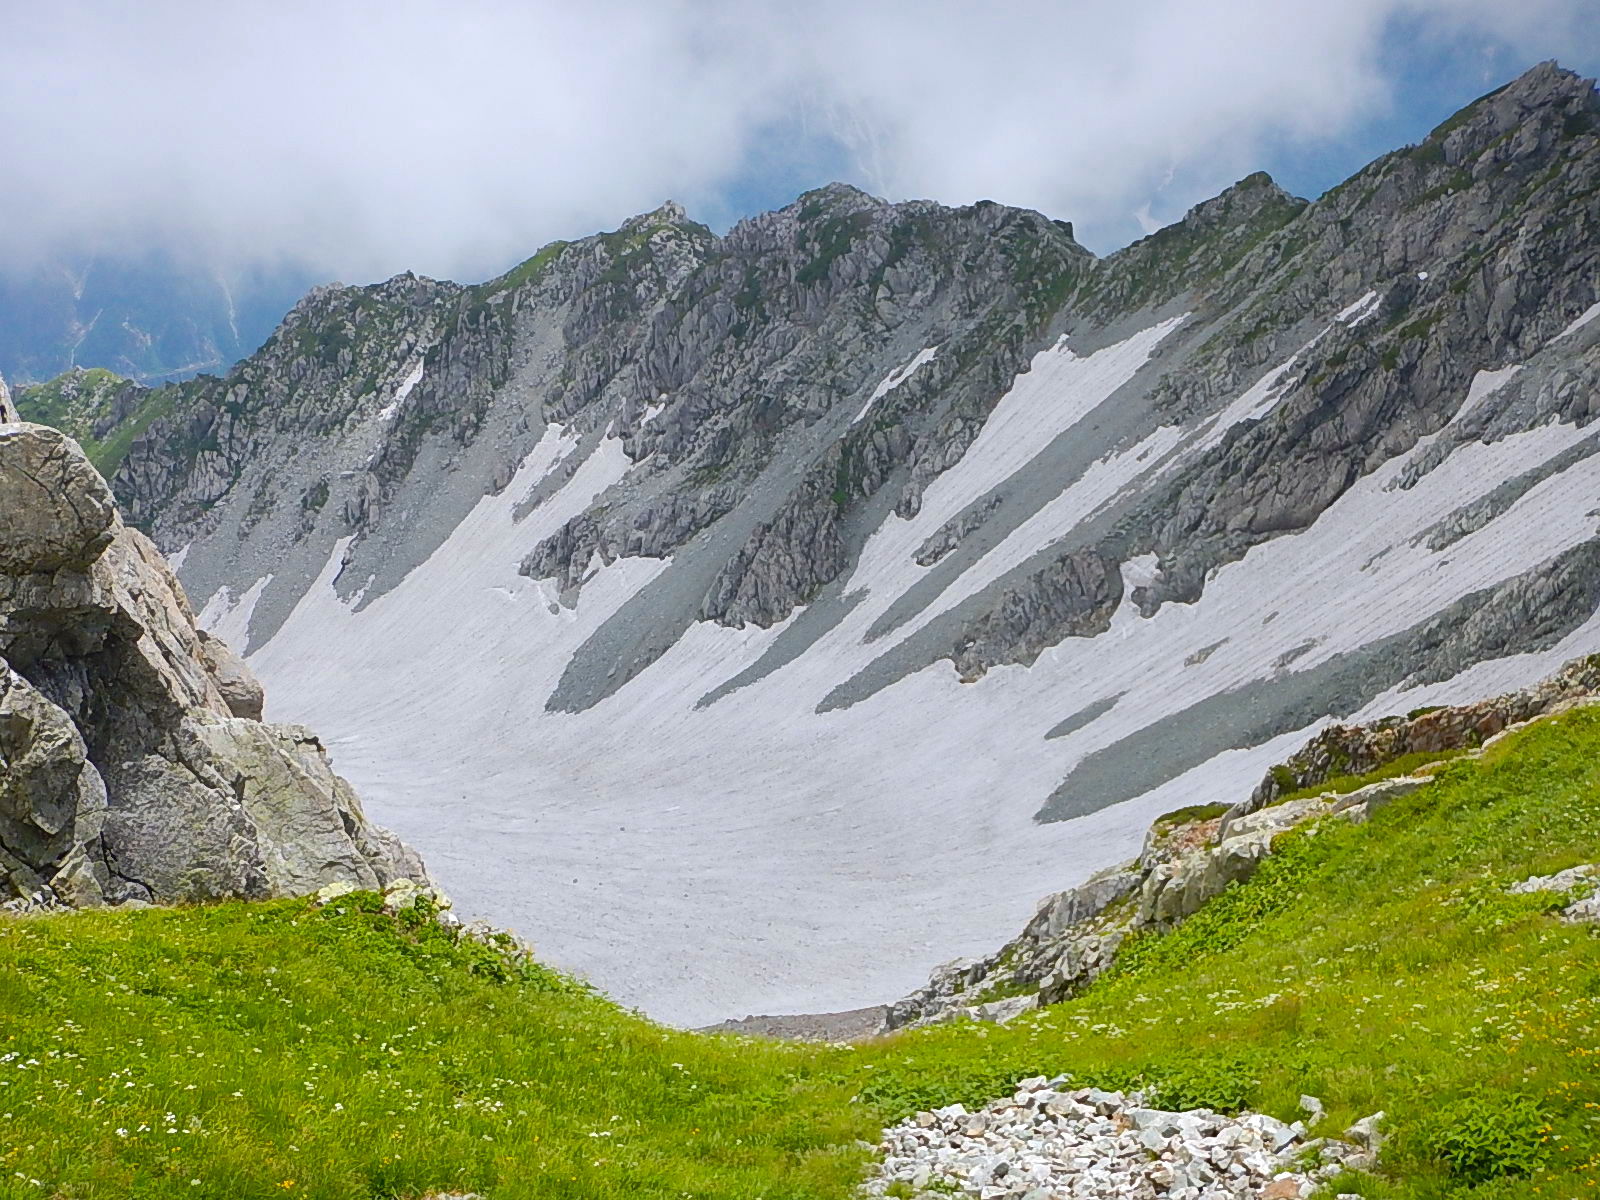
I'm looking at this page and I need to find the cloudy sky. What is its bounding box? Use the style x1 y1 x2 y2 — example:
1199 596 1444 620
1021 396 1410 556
3 1 1597 284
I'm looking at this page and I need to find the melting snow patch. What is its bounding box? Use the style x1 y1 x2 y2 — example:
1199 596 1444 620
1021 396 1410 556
1557 300 1600 341
855 347 938 422
377 359 425 422
198 575 273 654
1454 365 1522 422
1337 290 1381 326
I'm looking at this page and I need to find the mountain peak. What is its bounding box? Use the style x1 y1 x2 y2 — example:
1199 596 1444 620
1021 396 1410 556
1178 170 1303 232
793 181 884 216
1418 59 1598 162
1496 58 1596 111
621 199 691 231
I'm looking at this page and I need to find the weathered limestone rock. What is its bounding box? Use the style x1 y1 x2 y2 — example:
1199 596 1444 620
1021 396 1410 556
0 419 428 907
1238 654 1600 815
865 1076 1381 1200
0 423 117 575
0 662 109 903
196 629 266 719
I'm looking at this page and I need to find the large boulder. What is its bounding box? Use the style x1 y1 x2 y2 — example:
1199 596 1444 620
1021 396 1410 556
0 424 117 574
0 415 429 907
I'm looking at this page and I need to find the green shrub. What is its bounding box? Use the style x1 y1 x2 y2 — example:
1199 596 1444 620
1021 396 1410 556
1139 1053 1258 1113
1270 747 1468 807
1428 1091 1550 1183
1153 802 1230 828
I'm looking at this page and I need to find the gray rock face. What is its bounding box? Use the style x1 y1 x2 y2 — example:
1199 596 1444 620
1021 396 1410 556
196 628 265 719
0 420 427 906
0 661 108 904
0 423 117 574
1235 652 1600 815
89 63 1600 702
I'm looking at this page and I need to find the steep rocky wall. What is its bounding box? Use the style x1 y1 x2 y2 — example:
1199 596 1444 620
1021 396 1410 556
0 413 426 907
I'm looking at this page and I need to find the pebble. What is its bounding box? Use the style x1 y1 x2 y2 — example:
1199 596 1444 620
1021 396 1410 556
863 1079 1380 1199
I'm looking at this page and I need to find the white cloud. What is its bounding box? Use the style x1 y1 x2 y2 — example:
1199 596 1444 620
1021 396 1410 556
0 0 1592 282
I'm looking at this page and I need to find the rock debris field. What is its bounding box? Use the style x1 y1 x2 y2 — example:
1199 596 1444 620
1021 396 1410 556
865 1077 1383 1200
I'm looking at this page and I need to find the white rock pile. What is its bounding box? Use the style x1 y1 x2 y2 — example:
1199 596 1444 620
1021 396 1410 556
1509 863 1600 923
865 1077 1383 1200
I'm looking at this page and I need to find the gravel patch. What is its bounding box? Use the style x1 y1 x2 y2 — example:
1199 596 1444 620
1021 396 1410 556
698 1005 889 1042
865 1076 1382 1199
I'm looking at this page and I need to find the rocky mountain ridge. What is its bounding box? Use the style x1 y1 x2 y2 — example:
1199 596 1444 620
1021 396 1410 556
15 61 1599 1025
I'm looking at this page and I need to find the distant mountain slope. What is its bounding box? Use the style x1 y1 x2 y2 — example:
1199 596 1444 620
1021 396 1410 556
10 367 173 475
86 62 1600 1024
0 253 313 385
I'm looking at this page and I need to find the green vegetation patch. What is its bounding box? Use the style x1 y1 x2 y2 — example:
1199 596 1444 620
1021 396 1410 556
13 369 177 476
0 894 869 1199
3 708 1600 1197
1271 746 1472 807
1151 801 1231 828
485 240 571 295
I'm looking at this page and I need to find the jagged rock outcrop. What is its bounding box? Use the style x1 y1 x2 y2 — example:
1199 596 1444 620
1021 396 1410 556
1236 653 1600 814
58 62 1595 694
0 413 426 907
884 652 1600 1031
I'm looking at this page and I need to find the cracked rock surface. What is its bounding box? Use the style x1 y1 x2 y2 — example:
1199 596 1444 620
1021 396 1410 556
0 413 427 906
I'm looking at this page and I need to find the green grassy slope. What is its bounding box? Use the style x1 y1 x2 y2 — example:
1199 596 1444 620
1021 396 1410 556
11 369 174 476
2 707 1599 1198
